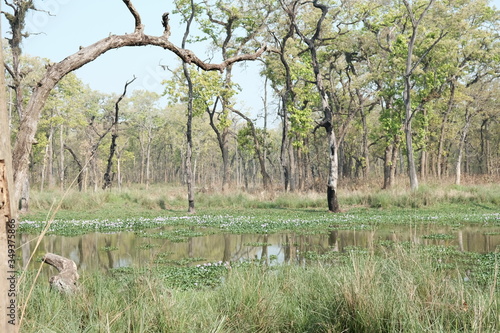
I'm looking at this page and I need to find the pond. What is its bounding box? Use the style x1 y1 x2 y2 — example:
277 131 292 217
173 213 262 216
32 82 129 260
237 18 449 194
19 224 500 273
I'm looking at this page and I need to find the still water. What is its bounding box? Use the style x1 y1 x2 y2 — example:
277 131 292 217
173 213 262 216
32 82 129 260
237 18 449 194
19 225 500 272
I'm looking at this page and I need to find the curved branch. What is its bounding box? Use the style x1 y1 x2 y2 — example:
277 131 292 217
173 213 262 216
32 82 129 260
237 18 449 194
123 0 143 32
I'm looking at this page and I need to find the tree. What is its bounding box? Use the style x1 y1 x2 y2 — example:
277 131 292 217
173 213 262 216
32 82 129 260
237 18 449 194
283 0 370 212
231 107 272 189
186 0 274 191
401 0 446 191
103 77 136 190
4 0 266 209
0 3 18 331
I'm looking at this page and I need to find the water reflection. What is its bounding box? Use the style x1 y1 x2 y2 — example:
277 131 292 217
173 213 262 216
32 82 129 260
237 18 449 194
20 225 500 273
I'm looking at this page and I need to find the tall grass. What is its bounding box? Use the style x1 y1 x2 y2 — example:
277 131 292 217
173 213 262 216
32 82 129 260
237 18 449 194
25 180 500 218
19 246 499 332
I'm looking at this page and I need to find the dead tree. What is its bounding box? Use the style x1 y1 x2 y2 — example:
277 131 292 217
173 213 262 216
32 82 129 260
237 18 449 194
42 253 79 293
103 77 136 190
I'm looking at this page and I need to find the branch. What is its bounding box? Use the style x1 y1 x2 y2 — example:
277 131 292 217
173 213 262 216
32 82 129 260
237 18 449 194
3 62 14 79
409 30 448 74
115 76 137 120
161 12 171 38
123 0 143 32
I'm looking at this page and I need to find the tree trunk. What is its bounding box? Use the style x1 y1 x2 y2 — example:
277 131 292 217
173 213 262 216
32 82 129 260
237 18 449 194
480 118 491 175
401 0 437 191
420 107 428 180
207 105 230 192
59 124 65 191
117 151 122 190
360 108 370 178
41 125 55 191
280 101 291 191
103 78 135 190
0 14 19 329
182 0 196 213
48 125 55 188
288 141 296 191
455 108 472 185
383 144 392 189
404 73 419 191
145 133 152 189
231 108 272 190
326 125 340 213
437 81 455 178
290 0 342 212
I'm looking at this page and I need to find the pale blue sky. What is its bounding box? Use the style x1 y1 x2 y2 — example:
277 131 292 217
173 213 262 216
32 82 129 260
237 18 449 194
3 0 500 124
4 0 267 122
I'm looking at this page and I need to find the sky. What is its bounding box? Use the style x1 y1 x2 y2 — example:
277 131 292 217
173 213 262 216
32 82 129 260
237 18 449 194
2 0 500 125
2 0 268 123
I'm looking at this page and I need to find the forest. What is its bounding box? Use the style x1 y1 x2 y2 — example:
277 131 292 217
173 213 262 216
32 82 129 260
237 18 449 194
3 0 500 211
1 1 500 332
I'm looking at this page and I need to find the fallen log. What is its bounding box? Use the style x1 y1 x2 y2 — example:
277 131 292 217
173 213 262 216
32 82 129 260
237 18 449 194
42 253 79 293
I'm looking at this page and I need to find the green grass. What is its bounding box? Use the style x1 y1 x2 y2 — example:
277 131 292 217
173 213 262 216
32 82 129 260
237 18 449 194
19 245 499 332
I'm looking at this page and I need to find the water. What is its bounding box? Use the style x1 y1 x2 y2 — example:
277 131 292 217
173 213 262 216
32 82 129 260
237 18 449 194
19 225 500 272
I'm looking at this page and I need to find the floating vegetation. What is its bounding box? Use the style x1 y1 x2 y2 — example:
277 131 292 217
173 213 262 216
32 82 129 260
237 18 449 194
243 242 272 247
139 243 160 250
100 246 118 252
422 233 455 240
154 256 206 266
19 209 500 237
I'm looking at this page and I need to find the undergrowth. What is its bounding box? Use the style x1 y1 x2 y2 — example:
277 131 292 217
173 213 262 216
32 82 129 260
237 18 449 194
25 181 500 219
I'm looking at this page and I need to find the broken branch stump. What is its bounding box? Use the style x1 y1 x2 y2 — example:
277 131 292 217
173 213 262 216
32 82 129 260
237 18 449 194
42 253 79 293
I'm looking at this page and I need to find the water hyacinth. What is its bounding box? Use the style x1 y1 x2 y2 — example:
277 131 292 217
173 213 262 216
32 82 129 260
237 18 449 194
18 211 500 237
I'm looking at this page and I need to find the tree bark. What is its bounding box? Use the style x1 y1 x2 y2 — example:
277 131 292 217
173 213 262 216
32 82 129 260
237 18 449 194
103 77 135 190
360 107 370 179
401 0 439 191
437 81 455 178
292 0 341 212
59 124 65 191
182 0 197 213
276 14 295 192
0 10 19 329
455 108 473 185
403 72 419 190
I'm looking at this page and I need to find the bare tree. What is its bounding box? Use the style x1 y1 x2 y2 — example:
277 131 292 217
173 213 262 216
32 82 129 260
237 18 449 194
103 77 136 190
